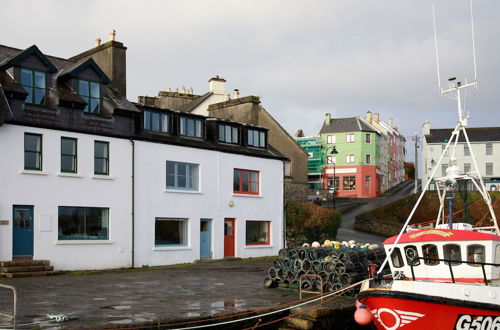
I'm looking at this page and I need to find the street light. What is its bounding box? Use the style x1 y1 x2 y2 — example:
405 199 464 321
328 146 339 210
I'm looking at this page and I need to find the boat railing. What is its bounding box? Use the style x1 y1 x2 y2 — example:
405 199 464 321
407 256 500 286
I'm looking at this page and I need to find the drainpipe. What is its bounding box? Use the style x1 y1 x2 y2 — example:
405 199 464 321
130 139 135 268
283 160 287 249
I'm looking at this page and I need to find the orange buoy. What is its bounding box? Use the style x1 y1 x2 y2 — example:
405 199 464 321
354 304 372 325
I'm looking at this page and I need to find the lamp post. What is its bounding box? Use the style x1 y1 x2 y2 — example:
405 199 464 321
328 146 339 210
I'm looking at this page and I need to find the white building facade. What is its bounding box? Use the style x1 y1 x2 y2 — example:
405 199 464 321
422 121 500 191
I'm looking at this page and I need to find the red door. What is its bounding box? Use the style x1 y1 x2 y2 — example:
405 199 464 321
224 218 235 257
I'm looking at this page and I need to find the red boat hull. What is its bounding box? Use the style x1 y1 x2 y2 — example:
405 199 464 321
359 294 500 329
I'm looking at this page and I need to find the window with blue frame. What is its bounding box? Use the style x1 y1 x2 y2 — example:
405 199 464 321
58 206 109 240
179 116 203 138
144 110 169 132
78 79 101 114
155 218 188 246
166 161 199 190
247 129 266 148
21 68 46 105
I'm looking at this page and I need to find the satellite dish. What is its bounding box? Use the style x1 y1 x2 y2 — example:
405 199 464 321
445 179 457 192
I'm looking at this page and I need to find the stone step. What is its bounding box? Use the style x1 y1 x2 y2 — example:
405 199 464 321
284 316 315 330
0 260 50 267
0 270 57 278
0 265 54 273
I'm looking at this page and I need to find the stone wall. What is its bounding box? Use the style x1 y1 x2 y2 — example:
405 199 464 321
284 181 310 201
354 214 401 237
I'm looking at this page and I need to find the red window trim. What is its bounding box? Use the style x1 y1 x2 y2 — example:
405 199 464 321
245 220 270 245
234 168 259 195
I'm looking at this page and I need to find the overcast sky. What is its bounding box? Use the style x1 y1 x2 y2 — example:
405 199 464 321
2 0 499 161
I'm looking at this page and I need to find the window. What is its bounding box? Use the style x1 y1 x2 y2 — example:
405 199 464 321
246 221 270 245
486 163 493 176
404 245 420 266
94 141 109 175
464 144 470 156
422 244 440 265
219 124 239 144
78 79 101 114
179 116 203 138
327 135 336 144
24 133 42 170
144 111 169 133
20 68 45 105
343 176 356 190
365 154 371 164
346 134 355 143
327 156 336 164
442 164 448 177
155 218 188 246
58 206 109 240
464 163 471 173
327 176 339 189
166 161 199 190
443 244 462 266
61 137 77 173
486 143 493 155
234 169 259 194
247 129 266 148
467 244 485 266
390 248 404 268
365 133 371 143
365 176 371 188
346 154 355 164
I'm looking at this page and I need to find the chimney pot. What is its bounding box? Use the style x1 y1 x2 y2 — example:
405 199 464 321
95 38 101 47
167 87 171 92
374 113 380 123
366 111 372 123
109 30 116 41
325 113 331 125
224 93 230 101
175 88 179 93
233 89 240 99
182 87 186 94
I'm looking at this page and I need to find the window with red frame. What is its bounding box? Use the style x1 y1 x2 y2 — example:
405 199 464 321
233 169 259 194
246 221 270 245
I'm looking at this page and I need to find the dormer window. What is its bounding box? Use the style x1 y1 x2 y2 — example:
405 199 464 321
247 129 266 148
78 79 101 114
21 68 46 105
179 116 203 138
144 110 169 133
218 124 239 144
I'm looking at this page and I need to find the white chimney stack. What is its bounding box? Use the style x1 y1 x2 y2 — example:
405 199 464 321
233 89 240 99
109 30 116 41
208 75 226 95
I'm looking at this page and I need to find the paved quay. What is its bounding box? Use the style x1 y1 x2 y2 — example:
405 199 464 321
0 257 301 329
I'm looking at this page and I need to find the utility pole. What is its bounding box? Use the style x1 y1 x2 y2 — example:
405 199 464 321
412 134 419 194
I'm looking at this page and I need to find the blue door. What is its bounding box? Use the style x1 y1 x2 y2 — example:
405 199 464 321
200 219 211 258
13 205 34 256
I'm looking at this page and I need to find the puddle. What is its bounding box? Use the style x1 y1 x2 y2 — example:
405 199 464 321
93 297 106 301
112 305 132 310
110 319 133 324
186 312 201 317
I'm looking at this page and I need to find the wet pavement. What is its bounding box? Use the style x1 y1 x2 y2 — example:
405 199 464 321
0 258 299 329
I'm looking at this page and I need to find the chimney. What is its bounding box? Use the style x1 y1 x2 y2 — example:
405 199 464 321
95 38 101 47
175 87 179 93
422 120 431 136
325 113 331 125
69 31 127 96
167 87 171 92
209 75 226 95
233 89 240 99
182 87 186 94
366 111 372 123
224 93 230 101
389 118 394 128
373 113 380 123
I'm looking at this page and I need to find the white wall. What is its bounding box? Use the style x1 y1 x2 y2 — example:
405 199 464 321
0 124 132 270
133 140 284 267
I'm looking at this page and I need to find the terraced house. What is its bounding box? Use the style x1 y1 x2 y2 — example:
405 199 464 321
0 35 286 273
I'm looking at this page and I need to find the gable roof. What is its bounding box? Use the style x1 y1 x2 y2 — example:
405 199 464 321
319 117 378 135
179 91 213 113
0 45 57 73
426 127 500 143
61 58 111 84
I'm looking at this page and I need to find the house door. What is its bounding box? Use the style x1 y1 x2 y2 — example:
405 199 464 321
224 218 235 257
13 205 34 256
200 219 212 258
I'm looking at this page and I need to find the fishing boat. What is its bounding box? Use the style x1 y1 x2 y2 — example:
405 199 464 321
355 4 500 330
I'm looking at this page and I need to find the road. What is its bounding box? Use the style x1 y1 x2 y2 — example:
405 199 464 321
335 181 416 244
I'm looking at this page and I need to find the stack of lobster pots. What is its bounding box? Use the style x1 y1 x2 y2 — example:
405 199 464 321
264 241 388 296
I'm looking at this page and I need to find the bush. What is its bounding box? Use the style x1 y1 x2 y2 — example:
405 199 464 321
285 201 341 247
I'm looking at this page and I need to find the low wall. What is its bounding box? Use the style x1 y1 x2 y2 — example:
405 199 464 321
285 181 311 201
354 215 401 237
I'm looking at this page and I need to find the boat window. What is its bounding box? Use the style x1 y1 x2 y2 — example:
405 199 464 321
443 244 462 266
496 245 500 265
467 244 485 267
422 244 440 265
390 247 404 268
404 245 420 266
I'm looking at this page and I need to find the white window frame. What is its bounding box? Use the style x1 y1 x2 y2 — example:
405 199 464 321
327 135 336 144
155 218 189 247
346 134 355 143
166 161 200 191
345 154 355 164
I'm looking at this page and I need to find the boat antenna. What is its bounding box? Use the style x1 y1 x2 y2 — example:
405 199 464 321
470 0 478 85
432 3 442 93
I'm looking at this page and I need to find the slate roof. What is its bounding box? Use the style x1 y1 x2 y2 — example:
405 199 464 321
319 117 379 134
426 127 500 143
178 91 213 113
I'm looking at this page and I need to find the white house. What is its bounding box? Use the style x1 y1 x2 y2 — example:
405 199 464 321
422 121 500 191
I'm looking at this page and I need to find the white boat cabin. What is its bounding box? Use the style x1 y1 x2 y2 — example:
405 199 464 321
384 228 500 285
